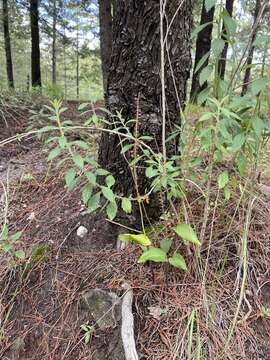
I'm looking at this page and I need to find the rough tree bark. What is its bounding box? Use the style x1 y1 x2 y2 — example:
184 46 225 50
190 1 215 103
99 0 113 92
241 0 261 96
218 0 234 80
30 0 42 87
2 0 14 88
98 0 193 201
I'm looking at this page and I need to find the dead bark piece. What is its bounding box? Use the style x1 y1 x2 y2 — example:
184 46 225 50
121 288 139 360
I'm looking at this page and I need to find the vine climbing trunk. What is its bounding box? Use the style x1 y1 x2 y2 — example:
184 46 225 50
98 0 193 206
190 0 215 103
2 0 14 88
30 0 42 88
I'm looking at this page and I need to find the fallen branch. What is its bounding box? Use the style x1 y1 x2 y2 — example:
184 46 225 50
121 286 139 360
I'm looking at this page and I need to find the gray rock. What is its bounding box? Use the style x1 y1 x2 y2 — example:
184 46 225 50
79 289 121 330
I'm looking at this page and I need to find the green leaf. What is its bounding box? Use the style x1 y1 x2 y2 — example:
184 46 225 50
168 253 187 271
145 167 158 178
160 238 172 254
73 154 84 169
237 154 247 176
250 78 268 96
82 185 93 205
106 201 118 220
96 168 110 176
105 175 115 188
223 14 237 35
252 116 265 137
218 171 229 189
65 168 77 191
191 22 213 39
121 144 133 154
121 197 132 214
197 88 210 105
88 192 101 212
224 186 231 200
2 243 13 252
10 231 23 242
78 102 89 110
58 136 67 149
138 247 167 264
195 51 210 73
199 65 213 86
85 171 96 186
15 250 26 260
212 38 225 58
230 133 246 152
118 233 152 246
71 140 90 150
1 224 9 240
174 224 201 246
205 0 216 12
101 186 115 203
48 147 61 161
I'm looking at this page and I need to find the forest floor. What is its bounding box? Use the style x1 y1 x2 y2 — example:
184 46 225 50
0 99 269 360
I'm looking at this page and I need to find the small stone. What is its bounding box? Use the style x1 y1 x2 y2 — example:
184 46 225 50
79 289 121 330
77 225 88 238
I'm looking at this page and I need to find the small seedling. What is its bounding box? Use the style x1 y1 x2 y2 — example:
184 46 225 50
80 323 95 344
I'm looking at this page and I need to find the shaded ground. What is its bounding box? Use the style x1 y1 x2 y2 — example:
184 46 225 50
0 99 269 359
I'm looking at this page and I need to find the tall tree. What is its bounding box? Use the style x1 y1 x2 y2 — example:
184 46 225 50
99 0 193 202
2 0 14 88
52 0 57 84
190 1 215 103
99 0 113 91
30 0 42 87
241 0 262 96
218 0 234 80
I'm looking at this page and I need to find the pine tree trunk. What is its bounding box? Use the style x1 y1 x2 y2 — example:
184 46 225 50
30 0 42 87
99 0 113 92
190 1 215 103
2 0 14 88
241 0 261 96
52 0 57 84
98 0 193 201
218 0 234 80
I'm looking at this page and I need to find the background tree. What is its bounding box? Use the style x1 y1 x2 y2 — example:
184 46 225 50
99 0 112 91
190 0 215 103
99 0 193 200
2 0 14 88
30 0 41 87
241 0 263 95
218 0 234 80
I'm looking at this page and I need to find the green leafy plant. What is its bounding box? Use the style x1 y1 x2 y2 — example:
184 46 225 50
0 224 25 260
80 323 95 344
119 224 200 272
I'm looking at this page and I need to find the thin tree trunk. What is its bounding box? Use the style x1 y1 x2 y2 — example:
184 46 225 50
190 1 215 103
98 0 193 205
99 0 113 92
241 0 261 96
76 4 79 100
2 0 14 88
52 0 57 84
218 0 234 80
30 0 42 87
